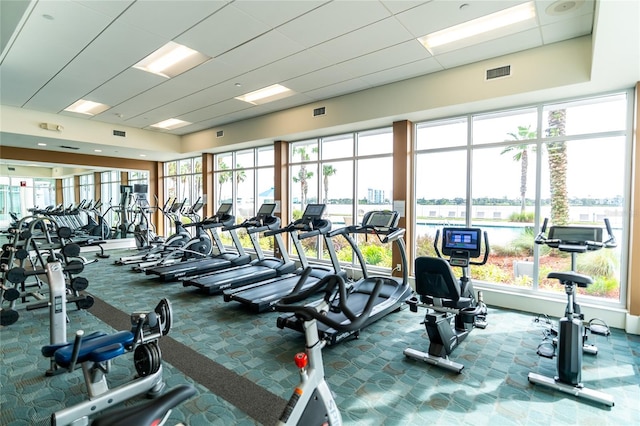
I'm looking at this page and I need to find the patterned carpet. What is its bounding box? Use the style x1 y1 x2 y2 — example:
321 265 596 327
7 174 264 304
1 248 639 425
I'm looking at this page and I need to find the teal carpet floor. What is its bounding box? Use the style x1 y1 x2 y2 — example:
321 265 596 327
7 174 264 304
1 249 639 425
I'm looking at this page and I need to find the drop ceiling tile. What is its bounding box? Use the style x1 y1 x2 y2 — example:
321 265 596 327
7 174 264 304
536 0 595 25
540 13 594 44
216 29 306 74
284 63 359 93
232 0 328 28
311 17 415 64
304 78 372 101
88 68 166 108
381 0 430 15
175 3 271 58
117 0 228 39
277 1 391 48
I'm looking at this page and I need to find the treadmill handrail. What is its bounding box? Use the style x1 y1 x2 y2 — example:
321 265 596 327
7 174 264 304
275 268 384 332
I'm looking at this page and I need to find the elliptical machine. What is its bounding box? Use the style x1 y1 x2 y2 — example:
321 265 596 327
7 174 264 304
528 218 616 407
274 268 383 425
404 227 489 373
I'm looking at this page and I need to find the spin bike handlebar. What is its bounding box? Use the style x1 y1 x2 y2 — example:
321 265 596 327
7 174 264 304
535 218 617 251
275 268 384 332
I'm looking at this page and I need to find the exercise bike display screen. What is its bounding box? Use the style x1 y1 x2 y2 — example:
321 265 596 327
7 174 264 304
548 226 602 244
217 203 233 215
442 228 481 258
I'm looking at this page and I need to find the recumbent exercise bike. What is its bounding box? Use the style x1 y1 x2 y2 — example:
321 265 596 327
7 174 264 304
528 218 616 407
404 227 489 373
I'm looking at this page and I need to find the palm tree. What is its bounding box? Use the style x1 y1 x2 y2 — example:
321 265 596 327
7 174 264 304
217 159 231 199
235 165 246 186
292 147 314 210
502 125 536 212
322 164 337 203
546 109 569 225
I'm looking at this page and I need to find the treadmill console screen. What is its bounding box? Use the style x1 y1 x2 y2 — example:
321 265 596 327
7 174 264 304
363 210 398 228
442 228 481 258
257 203 276 216
548 226 602 243
217 203 232 215
302 204 325 221
191 202 204 213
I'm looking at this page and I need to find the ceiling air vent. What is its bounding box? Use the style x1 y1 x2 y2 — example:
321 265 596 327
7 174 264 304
313 107 326 117
486 65 511 80
60 145 80 150
216 130 224 138
113 130 126 137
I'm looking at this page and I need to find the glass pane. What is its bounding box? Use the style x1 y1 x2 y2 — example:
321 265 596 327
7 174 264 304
257 146 274 166
416 117 468 150
236 169 254 220
194 157 202 173
356 157 392 224
473 109 537 145
291 163 318 219
216 153 233 171
539 137 625 300
215 171 232 204
321 160 353 261
165 161 177 176
291 140 318 163
357 128 392 156
179 159 192 175
415 150 467 258
322 134 353 159
236 150 254 169
257 168 275 205
471 145 537 288
543 93 627 136
178 175 193 204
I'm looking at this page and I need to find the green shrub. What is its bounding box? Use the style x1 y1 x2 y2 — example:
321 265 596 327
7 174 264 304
360 244 392 267
576 249 618 278
509 211 535 222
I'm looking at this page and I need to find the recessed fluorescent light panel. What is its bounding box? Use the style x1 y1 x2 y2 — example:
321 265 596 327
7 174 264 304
418 2 536 54
64 99 110 116
150 118 192 130
235 84 294 105
133 41 211 78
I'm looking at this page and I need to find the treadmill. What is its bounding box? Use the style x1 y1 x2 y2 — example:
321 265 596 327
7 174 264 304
182 203 296 295
277 210 413 345
223 203 344 313
145 203 250 281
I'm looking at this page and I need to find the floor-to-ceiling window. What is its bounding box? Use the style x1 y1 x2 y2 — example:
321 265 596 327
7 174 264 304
214 146 274 250
100 171 121 237
414 91 630 305
0 177 55 229
62 177 75 207
163 157 202 230
289 128 394 268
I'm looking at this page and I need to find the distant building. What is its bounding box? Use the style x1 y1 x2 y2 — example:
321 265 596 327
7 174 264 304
368 188 385 204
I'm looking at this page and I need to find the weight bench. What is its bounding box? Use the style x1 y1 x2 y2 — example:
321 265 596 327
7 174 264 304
41 299 172 426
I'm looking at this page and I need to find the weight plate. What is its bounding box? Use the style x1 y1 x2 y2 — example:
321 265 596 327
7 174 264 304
19 230 32 240
6 267 27 284
57 227 72 239
63 244 81 258
71 277 89 292
134 344 153 377
0 309 19 326
154 299 172 336
64 260 84 275
14 249 29 260
3 288 20 302
76 295 94 310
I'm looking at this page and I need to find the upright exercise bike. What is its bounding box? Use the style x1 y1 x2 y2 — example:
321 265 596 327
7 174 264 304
274 268 383 425
404 227 489 373
528 218 617 407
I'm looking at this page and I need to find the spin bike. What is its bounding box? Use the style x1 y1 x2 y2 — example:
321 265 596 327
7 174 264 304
404 227 489 373
528 218 616 407
274 268 384 425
